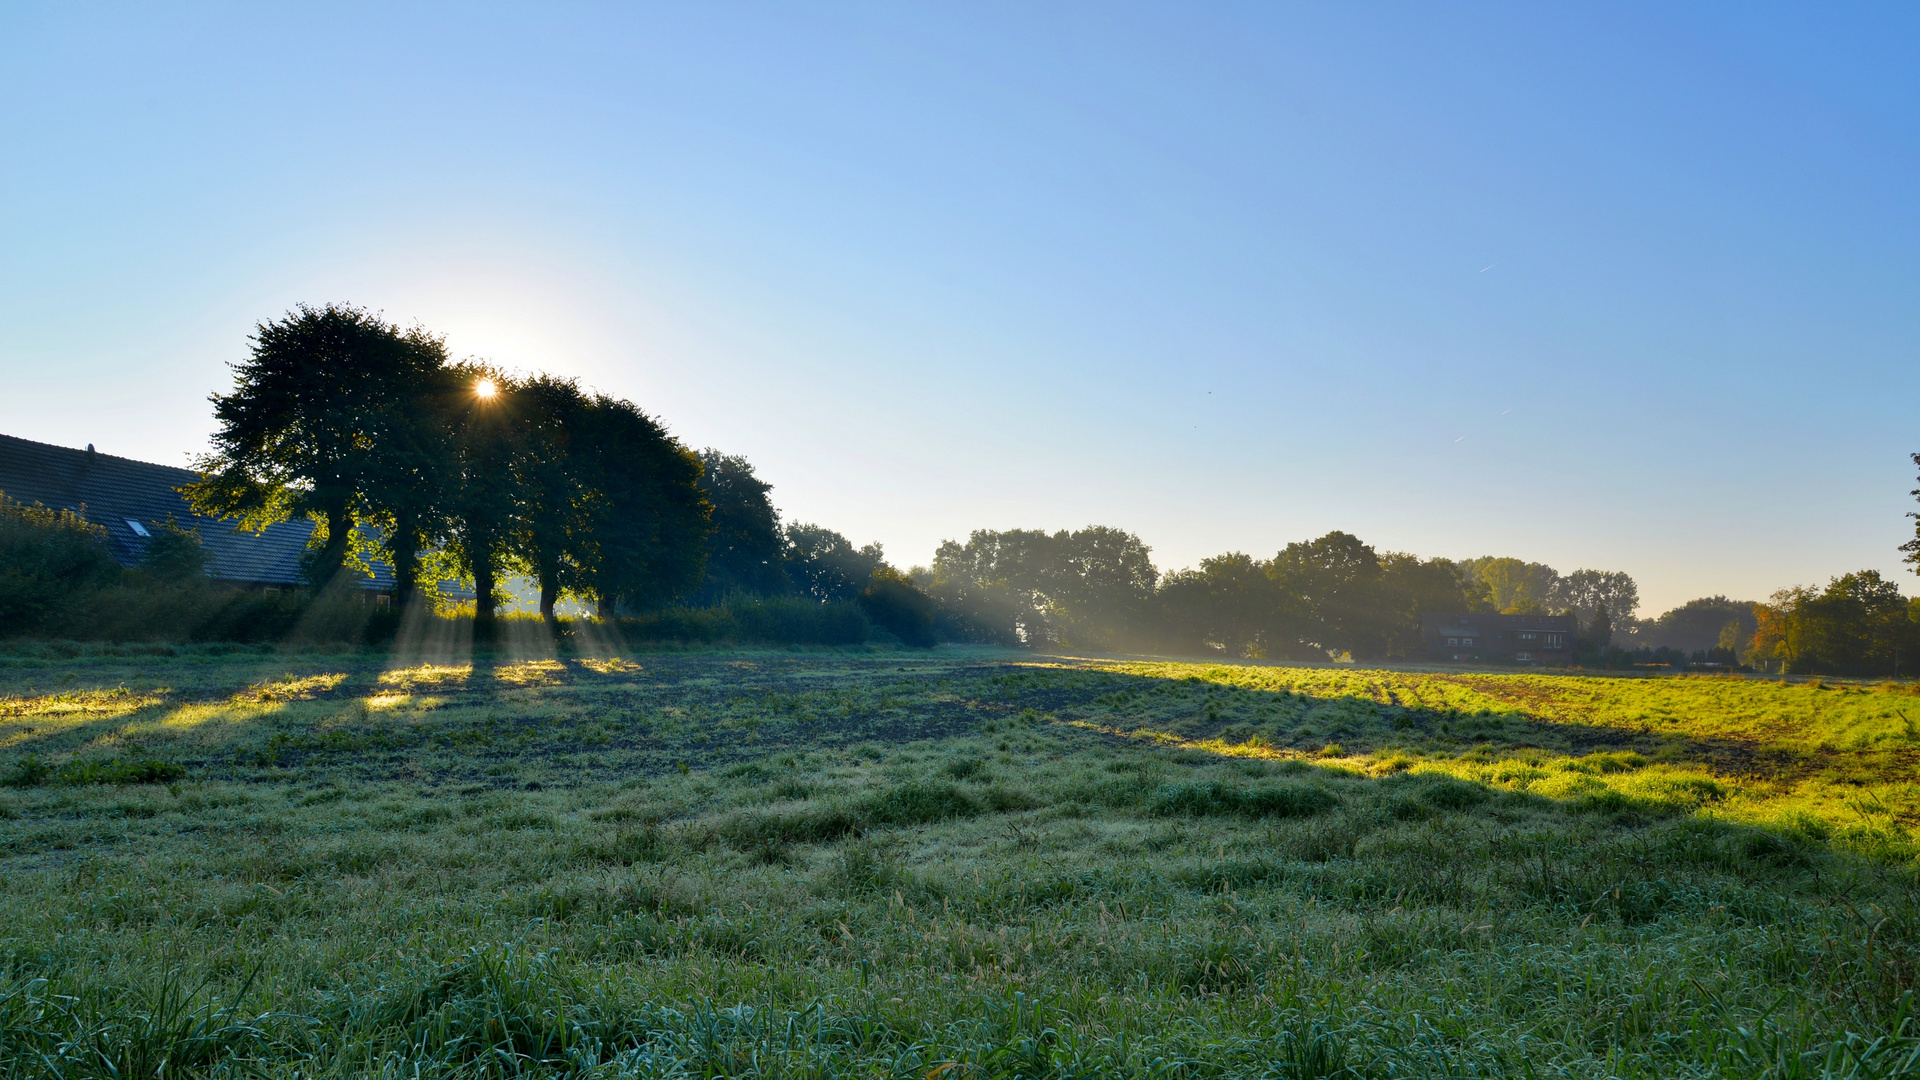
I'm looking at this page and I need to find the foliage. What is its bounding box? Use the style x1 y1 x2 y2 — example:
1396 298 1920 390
505 375 595 619
857 569 937 647
1 649 1918 1076
928 526 1157 649
1458 555 1561 613
1156 552 1277 657
1627 595 1759 659
615 597 871 645
437 362 523 626
184 304 445 588
570 395 712 615
1751 571 1920 675
1148 535 1471 661
1553 568 1641 628
690 450 790 603
0 492 121 632
1903 450 1920 577
136 517 207 583
785 523 887 603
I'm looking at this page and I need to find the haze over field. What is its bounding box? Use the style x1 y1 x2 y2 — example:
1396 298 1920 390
3 4 1919 611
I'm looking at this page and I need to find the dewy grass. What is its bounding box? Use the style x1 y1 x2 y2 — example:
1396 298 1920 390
0 646 1918 1077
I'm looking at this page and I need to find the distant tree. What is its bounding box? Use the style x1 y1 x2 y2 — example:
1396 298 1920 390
570 394 711 616
1268 531 1386 658
858 567 938 647
1460 557 1560 615
927 526 1156 648
1377 553 1472 657
928 529 1055 643
908 561 1026 645
1716 618 1747 662
1580 604 1615 655
690 451 789 603
1750 572 1917 674
1552 569 1639 629
1631 596 1756 656
1044 527 1158 648
1156 552 1283 657
786 524 888 603
185 304 440 589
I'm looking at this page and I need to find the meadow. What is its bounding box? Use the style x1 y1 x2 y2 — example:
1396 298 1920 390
1 642 1917 1078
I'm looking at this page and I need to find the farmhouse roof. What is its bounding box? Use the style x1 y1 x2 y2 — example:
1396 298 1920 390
0 432 393 590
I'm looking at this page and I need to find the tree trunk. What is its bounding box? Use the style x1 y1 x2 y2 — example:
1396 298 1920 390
317 505 353 587
597 595 614 620
390 516 420 607
472 532 498 630
540 577 558 622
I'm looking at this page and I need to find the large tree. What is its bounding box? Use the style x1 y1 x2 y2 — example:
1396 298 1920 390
440 363 522 627
571 395 711 616
509 375 595 620
186 304 444 588
927 526 1156 648
1458 556 1560 614
1156 552 1282 658
1268 531 1387 658
1377 553 1472 657
690 450 789 603
785 524 888 603
356 328 456 605
1551 569 1639 630
1750 571 1918 675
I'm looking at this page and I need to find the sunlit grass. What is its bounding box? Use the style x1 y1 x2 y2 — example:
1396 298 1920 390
376 663 472 688
230 671 348 703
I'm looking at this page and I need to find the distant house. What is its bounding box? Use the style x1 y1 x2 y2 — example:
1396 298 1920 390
1421 611 1575 666
0 432 394 594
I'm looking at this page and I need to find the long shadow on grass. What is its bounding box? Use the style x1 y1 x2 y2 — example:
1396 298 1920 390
0 651 1861 791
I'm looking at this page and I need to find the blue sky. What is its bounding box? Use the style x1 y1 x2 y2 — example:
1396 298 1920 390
3 3 1917 616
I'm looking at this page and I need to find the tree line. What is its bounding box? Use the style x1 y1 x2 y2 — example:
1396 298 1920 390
9 302 1918 668
179 303 937 641
906 527 1648 660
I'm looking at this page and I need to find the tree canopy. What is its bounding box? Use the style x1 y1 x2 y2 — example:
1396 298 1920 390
690 450 788 603
186 304 446 589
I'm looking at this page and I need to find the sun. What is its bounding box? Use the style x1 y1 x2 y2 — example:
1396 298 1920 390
474 377 497 399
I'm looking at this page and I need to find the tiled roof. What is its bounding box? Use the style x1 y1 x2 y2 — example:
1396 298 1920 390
0 433 394 590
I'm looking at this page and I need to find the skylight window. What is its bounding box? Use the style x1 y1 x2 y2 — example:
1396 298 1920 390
125 519 150 537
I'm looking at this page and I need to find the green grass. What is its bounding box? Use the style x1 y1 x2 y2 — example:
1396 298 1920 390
0 644 1918 1077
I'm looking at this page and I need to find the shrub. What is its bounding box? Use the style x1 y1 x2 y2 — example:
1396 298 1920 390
614 598 871 646
0 493 122 635
138 518 208 582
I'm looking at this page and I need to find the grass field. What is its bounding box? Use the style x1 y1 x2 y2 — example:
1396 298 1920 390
2 643 1918 1078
